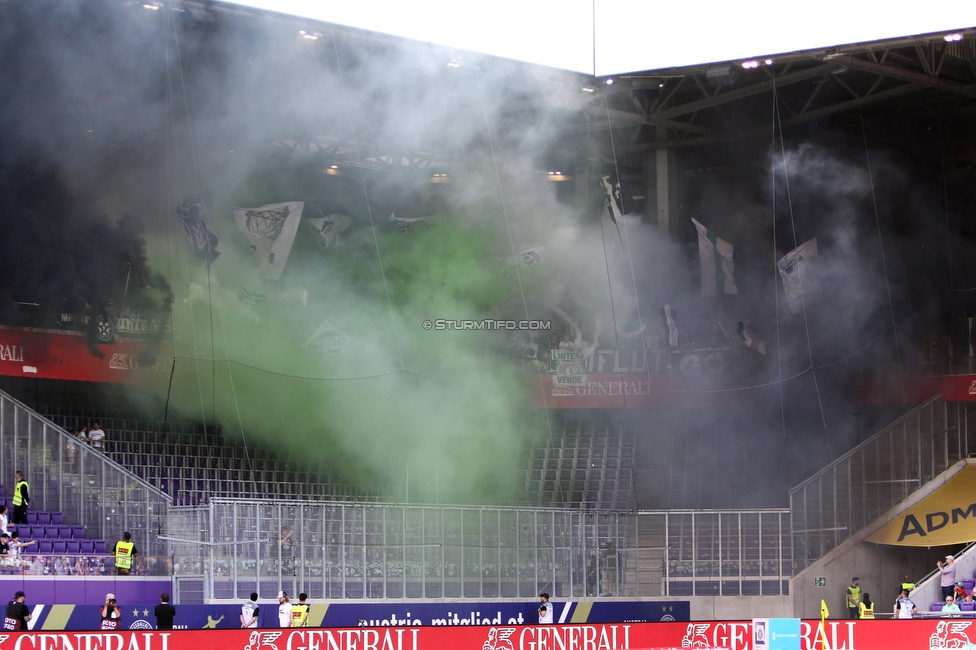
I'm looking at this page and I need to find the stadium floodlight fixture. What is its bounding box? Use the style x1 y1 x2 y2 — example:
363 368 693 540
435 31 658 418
741 60 760 69
944 33 963 42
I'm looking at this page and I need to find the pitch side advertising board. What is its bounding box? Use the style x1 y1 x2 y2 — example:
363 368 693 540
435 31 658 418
0 619 971 650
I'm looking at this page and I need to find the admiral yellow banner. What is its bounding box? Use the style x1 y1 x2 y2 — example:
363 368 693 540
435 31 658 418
867 463 976 546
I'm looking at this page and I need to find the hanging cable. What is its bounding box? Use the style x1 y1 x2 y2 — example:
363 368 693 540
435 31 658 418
601 87 643 508
774 87 833 459
329 29 405 373
855 73 907 411
471 64 560 502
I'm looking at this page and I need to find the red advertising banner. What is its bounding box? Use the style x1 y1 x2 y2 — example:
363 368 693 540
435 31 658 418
0 619 970 650
0 326 167 384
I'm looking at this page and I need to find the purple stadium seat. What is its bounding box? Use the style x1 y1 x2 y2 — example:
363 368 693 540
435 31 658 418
933 602 946 612
93 540 107 554
71 526 84 540
80 540 95 554
65 540 81 554
57 526 71 539
29 526 44 539
25 513 37 525
37 540 53 554
44 526 58 539
51 513 63 525
52 540 67 554
962 602 975 612
964 579 975 592
36 512 52 525
0 486 5 498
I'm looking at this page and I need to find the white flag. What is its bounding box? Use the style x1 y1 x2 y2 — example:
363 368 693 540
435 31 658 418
692 218 737 296
778 238 819 314
233 201 304 280
503 246 545 277
304 203 352 251
302 319 348 357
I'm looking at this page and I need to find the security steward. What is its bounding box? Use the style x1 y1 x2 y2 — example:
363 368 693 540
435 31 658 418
112 531 138 576
11 472 28 526
291 593 310 627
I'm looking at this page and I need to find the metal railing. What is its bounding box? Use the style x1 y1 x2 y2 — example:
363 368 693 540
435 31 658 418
790 395 962 572
166 499 792 601
0 390 170 556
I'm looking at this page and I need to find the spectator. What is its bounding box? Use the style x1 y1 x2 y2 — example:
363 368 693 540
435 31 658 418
240 592 259 628
858 593 874 619
112 531 138 576
277 592 292 628
100 593 122 630
943 594 961 617
291 593 309 628
846 577 861 619
895 588 917 619
66 428 81 466
154 593 176 630
955 582 968 602
11 471 28 525
3 591 30 630
939 556 957 600
0 505 9 538
9 531 35 555
88 423 105 451
278 527 296 575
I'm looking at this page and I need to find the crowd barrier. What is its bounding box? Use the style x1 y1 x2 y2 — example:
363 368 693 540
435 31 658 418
19 601 688 630
0 619 967 650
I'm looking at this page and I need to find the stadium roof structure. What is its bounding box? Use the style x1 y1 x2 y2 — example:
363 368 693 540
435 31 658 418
190 1 976 176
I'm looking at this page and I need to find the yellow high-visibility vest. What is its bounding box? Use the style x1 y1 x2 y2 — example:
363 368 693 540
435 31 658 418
11 481 28 507
115 541 135 569
291 604 309 627
859 602 874 619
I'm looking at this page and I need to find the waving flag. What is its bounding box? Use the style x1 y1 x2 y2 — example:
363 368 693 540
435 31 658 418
692 218 738 296
302 319 348 357
178 195 220 263
601 175 622 225
233 201 304 280
778 238 819 314
304 203 352 251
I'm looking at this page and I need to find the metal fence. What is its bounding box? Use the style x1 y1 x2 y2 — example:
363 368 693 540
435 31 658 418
790 395 966 572
167 500 792 601
0 390 170 556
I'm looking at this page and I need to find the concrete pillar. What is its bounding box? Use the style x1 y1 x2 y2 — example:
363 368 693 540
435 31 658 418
647 125 678 239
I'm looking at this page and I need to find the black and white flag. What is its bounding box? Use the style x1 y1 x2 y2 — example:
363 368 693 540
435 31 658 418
389 212 430 233
304 203 352 251
178 195 220 263
302 319 348 357
601 175 622 225
778 238 819 314
233 201 304 280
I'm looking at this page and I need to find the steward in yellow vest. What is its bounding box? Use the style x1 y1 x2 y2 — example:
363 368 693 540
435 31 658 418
11 471 29 525
858 594 875 619
112 531 138 575
291 593 309 627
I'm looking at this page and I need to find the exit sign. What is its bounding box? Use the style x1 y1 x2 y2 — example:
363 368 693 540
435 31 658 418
815 577 826 587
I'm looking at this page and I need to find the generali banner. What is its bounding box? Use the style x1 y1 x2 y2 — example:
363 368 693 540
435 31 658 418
0 619 971 650
0 327 167 384
867 463 976 546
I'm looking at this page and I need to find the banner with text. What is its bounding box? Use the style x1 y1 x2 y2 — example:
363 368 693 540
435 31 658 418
0 619 969 650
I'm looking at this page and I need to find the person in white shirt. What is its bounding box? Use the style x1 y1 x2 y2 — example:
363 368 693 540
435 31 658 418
895 589 917 619
87 423 105 450
277 591 292 628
